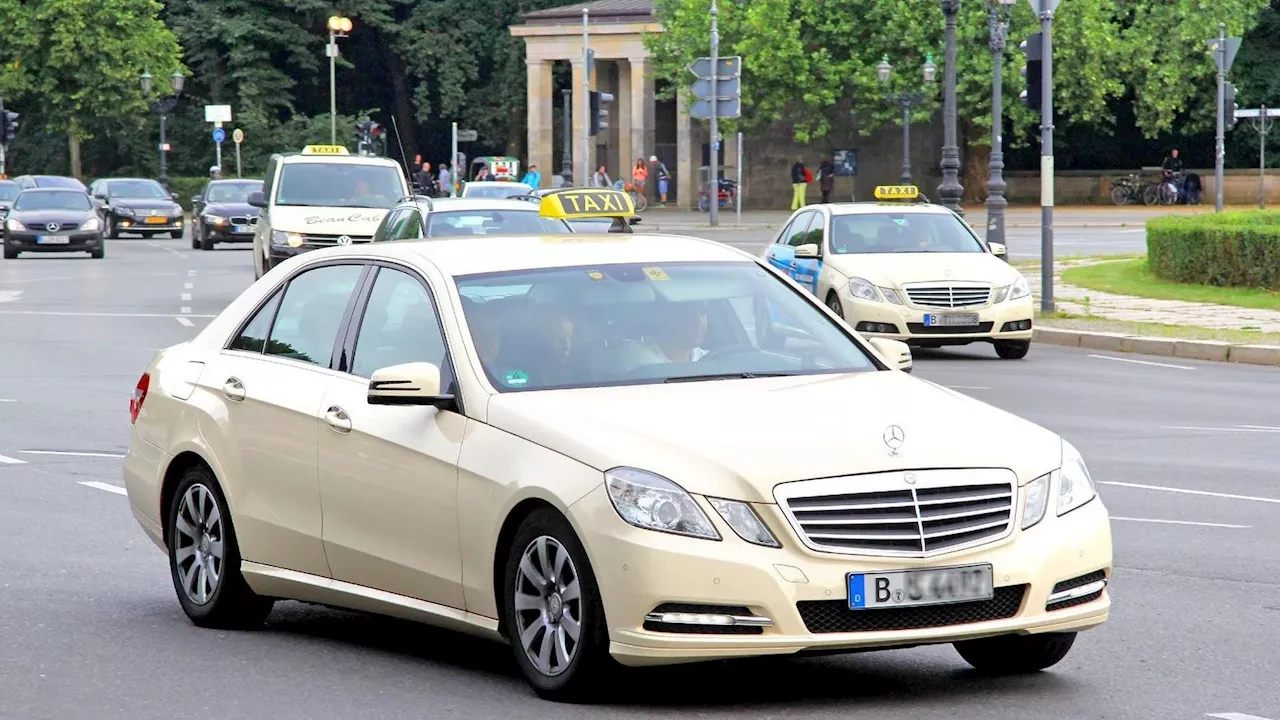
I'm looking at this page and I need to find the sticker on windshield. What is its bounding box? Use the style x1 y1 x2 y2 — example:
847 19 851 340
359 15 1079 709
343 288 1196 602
503 369 529 387
586 270 605 281
894 218 907 226
642 266 670 281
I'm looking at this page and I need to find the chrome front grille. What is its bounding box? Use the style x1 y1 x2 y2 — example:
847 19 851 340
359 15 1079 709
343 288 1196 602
903 283 992 308
229 216 257 226
775 469 1017 557
303 233 372 246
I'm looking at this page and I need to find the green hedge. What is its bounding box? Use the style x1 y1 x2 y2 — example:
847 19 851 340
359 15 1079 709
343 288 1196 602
1146 211 1280 289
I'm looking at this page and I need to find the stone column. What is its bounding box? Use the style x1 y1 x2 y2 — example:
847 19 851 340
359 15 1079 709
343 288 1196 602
676 90 693 209
617 60 633 184
629 56 656 196
525 59 553 188
570 59 587 185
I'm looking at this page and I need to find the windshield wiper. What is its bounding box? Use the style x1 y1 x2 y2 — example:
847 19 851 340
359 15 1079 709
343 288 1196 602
663 371 798 383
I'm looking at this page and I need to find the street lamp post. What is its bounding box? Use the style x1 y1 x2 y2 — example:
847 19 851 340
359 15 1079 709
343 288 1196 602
877 55 938 185
985 0 1016 249
327 15 353 145
938 0 964 214
561 88 573 185
141 69 185 189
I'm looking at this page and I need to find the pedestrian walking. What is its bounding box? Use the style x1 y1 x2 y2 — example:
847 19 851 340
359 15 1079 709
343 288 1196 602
521 165 542 189
791 157 809 210
438 162 452 196
652 155 671 206
818 158 835 203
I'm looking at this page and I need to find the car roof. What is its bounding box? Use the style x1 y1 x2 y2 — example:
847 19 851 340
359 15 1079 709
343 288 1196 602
20 186 86 193
823 202 956 217
411 197 542 213
210 178 261 184
465 181 530 186
102 177 161 183
278 153 401 167
313 232 751 277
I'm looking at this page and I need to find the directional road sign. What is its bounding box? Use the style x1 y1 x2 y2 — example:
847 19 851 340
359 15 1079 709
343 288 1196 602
691 77 739 100
688 56 741 80
456 129 478 142
691 97 740 120
212 127 226 143
232 128 244 143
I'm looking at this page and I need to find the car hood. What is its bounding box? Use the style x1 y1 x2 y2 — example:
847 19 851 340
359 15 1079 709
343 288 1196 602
11 209 96 225
826 252 1019 287
110 198 182 213
269 205 389 236
203 202 258 217
486 371 1062 503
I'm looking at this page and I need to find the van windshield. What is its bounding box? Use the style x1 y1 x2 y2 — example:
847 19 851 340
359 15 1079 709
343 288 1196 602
274 163 404 209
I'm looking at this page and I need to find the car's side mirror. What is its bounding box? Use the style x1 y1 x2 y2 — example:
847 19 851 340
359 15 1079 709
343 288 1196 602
367 362 453 408
794 243 821 259
171 192 180 201
191 195 201 204
868 337 913 373
247 191 267 208
988 241 1008 261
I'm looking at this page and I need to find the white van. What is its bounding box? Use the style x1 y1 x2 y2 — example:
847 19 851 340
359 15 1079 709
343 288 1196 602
247 145 410 279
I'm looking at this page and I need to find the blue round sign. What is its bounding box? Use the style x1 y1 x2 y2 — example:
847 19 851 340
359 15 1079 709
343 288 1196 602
212 127 226 143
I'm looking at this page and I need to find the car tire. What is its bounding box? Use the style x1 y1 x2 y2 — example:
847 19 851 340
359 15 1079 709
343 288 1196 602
105 218 118 239
502 508 615 703
90 245 105 259
170 231 183 239
954 632 1077 675
200 232 214 251
825 292 844 319
3 246 17 260
994 340 1030 360
167 465 275 630
191 229 200 249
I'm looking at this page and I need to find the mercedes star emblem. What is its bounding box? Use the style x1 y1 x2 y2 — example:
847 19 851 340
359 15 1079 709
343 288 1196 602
903 472 917 486
883 425 905 455
336 235 352 246
46 222 59 232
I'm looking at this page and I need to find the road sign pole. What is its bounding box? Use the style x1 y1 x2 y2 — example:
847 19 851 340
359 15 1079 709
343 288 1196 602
451 122 458 196
582 8 590 186
1038 0 1056 314
1260 104 1268 209
1216 22 1226 213
235 142 242 178
736 131 743 224
708 0 720 226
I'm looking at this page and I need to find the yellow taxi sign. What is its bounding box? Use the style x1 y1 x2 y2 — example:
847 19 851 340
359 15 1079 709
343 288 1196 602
538 188 636 220
301 144 349 155
873 185 920 200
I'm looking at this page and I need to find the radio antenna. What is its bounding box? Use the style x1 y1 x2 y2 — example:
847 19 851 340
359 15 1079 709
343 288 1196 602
390 114 411 173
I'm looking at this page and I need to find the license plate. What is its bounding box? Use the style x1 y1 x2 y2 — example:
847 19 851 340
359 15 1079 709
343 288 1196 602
37 235 70 244
233 225 250 233
144 216 167 224
923 313 980 327
847 564 993 610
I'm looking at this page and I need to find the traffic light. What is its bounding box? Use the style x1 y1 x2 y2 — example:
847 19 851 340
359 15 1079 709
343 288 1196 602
369 121 383 156
1224 82 1239 130
589 90 613 136
2 109 18 143
1020 33 1043 113
354 117 373 154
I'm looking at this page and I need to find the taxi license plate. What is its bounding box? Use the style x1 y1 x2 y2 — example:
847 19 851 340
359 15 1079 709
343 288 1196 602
923 313 980 327
37 235 70 244
144 216 167 224
847 564 993 610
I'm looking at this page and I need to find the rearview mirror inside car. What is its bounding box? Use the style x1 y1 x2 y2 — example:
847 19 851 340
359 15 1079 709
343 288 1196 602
247 191 267 208
367 362 454 408
867 337 913 373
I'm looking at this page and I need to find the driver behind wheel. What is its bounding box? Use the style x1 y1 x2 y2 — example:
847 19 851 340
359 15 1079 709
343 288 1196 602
621 300 709 369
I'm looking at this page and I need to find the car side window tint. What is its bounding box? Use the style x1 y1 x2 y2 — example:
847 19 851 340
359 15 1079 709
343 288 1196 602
265 264 365 367
803 213 826 248
394 210 423 240
350 267 451 384
229 290 283 353
373 209 402 243
786 212 816 247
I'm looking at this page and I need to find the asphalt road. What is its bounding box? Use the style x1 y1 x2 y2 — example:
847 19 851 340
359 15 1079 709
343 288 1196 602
1 235 1278 720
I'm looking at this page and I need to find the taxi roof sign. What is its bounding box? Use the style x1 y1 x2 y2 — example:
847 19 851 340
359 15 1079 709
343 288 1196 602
537 188 636 220
873 185 920 200
301 144 349 155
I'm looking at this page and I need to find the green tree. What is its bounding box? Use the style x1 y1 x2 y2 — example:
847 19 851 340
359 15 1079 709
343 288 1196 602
0 0 182 178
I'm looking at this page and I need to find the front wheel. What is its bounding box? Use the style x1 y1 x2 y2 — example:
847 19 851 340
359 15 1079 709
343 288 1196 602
994 340 1030 360
630 191 648 212
90 244 105 259
3 245 17 260
1109 186 1131 206
167 465 275 629
826 292 844 319
502 508 614 702
955 632 1077 675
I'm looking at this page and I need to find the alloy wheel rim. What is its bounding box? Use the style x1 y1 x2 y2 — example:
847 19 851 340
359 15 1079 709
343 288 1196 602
173 483 224 605
828 297 843 318
513 535 582 677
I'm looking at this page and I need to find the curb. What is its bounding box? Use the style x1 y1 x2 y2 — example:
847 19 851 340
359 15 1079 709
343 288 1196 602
1033 326 1280 367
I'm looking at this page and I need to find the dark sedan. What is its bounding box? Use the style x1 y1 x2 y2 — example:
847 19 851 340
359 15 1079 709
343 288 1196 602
0 180 19 223
89 177 184 239
191 179 262 250
13 175 88 191
3 188 104 259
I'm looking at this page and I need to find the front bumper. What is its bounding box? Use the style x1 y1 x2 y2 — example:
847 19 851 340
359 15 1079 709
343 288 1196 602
203 221 256 243
570 484 1111 667
4 231 103 252
115 215 184 233
838 292 1035 345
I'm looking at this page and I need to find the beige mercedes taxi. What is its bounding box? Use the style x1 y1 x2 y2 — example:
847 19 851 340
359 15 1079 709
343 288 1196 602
764 186 1034 359
123 213 1111 702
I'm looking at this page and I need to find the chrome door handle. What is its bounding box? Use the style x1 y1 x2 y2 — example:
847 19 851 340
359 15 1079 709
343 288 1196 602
222 377 246 402
324 405 352 434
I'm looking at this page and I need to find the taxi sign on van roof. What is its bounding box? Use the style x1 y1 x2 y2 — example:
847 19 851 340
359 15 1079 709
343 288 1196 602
537 188 636 220
873 184 920 200
301 144 349 155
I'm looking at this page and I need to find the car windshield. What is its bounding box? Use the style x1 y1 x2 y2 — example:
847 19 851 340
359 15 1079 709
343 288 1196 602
14 191 92 211
464 183 532 199
207 182 262 203
274 163 403 208
0 183 18 201
425 210 570 237
830 212 985 254
108 180 169 199
455 260 878 392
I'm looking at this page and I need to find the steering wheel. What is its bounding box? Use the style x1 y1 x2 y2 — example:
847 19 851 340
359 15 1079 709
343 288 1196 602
696 343 761 363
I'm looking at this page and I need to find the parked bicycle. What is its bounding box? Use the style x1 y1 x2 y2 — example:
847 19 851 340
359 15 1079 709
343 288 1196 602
698 177 738 212
1109 173 1144 205
611 180 648 212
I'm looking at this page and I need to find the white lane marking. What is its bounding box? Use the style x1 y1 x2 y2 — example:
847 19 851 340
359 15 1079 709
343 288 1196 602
1207 713 1277 720
1101 481 1280 505
1238 425 1280 431
0 310 216 318
175 316 194 327
946 385 989 390
181 293 192 301
188 270 197 276
180 306 191 314
0 290 24 303
183 282 193 290
0 453 27 465
20 450 125 459
0 398 15 403
1111 516 1249 529
1162 426 1280 434
1088 354 1196 370
79 481 128 496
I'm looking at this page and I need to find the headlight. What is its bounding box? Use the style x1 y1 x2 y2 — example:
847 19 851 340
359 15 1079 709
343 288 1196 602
204 214 227 226
1022 474 1050 529
1057 440 1097 516
1008 275 1031 300
879 287 904 305
847 276 881 302
5 218 25 231
79 217 101 232
604 467 720 540
707 498 780 547
113 207 135 216
271 230 305 248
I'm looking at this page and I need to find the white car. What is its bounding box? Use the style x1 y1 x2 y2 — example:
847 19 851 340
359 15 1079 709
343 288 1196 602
460 181 533 200
764 186 1034 359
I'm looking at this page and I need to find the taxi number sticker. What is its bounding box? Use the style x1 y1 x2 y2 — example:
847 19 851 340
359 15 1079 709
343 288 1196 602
586 270 605 281
642 267 670 281
503 370 529 387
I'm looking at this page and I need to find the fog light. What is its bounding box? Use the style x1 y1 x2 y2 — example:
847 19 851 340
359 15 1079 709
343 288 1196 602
643 611 773 627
